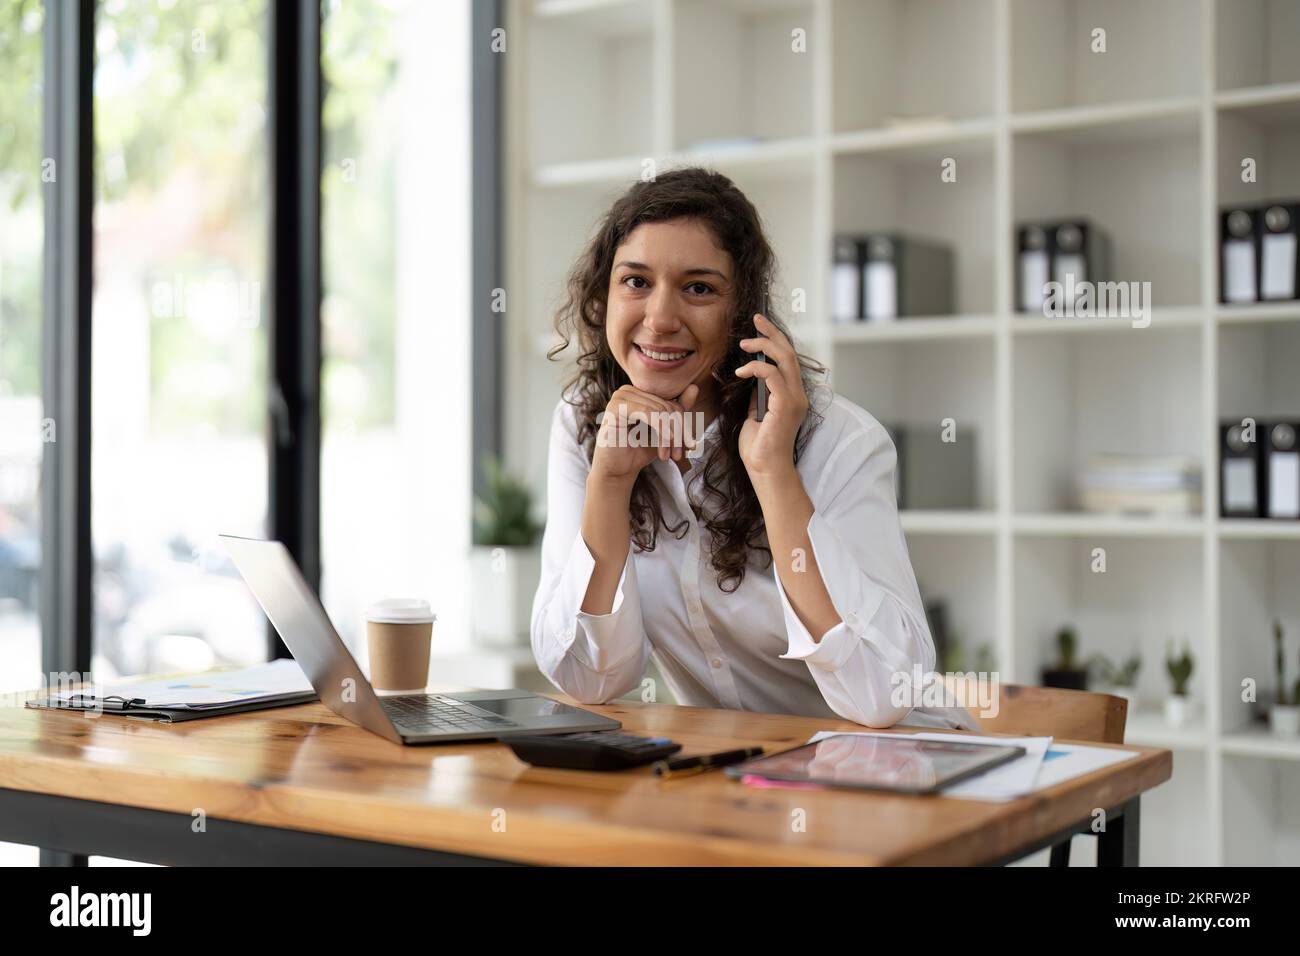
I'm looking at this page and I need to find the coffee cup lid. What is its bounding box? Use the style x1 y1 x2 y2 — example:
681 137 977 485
365 598 436 624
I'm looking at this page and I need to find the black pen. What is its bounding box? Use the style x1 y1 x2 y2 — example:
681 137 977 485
653 746 763 779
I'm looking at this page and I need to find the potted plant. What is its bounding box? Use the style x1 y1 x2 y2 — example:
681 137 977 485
1269 620 1300 737
1089 652 1142 705
1164 641 1195 727
470 455 543 647
1042 626 1088 690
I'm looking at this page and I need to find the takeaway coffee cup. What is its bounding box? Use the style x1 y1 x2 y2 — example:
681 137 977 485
365 599 436 692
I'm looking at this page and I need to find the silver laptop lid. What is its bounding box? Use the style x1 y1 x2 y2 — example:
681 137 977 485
220 534 402 744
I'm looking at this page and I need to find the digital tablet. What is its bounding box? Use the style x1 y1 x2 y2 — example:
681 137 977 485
724 733 1026 795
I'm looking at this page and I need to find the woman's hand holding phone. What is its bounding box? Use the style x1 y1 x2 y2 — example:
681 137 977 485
734 314 841 644
735 312 809 482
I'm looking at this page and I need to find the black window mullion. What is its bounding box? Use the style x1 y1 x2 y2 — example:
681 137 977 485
267 0 322 659
40 0 95 681
472 0 505 504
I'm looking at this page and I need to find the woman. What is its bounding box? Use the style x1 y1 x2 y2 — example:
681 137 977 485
530 167 974 730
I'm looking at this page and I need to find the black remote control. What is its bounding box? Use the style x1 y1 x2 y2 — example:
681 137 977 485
503 732 681 771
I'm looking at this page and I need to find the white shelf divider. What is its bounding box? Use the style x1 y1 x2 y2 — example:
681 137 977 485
1218 520 1300 540
831 314 997 343
1008 95 1202 136
1215 80 1300 111
1126 710 1211 751
1220 725 1300 762
1013 513 1206 538
900 510 999 535
1012 307 1204 335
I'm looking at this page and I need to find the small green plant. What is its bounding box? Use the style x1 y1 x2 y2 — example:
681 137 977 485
472 455 542 547
1054 626 1078 670
939 640 963 675
941 640 995 674
1274 619 1300 708
1165 641 1194 697
1114 653 1141 688
1089 652 1142 688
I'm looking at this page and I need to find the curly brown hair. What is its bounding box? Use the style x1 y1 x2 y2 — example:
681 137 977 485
547 167 827 593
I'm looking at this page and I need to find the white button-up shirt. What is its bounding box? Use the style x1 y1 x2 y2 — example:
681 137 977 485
530 383 976 731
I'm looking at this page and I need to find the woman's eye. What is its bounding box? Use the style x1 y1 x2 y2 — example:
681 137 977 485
685 281 713 295
622 275 648 290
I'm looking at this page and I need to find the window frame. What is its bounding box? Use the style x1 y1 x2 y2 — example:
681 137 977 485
40 0 94 682
268 0 323 659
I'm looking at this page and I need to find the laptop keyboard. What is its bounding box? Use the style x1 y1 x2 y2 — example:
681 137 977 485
379 694 519 734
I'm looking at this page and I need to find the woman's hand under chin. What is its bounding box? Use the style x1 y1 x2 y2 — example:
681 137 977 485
735 312 809 484
590 382 701 485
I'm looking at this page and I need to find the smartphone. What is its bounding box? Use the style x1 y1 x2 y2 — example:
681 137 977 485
755 293 769 422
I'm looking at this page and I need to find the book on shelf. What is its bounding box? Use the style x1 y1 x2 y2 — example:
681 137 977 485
1077 454 1202 516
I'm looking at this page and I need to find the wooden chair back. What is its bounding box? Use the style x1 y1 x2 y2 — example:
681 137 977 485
968 682 1129 744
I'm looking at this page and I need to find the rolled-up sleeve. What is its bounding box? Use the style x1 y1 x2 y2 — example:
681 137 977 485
773 423 936 727
529 400 651 704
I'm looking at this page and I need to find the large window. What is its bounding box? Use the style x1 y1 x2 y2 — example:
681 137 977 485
0 0 480 869
5 0 477 685
0 0 44 697
91 0 269 678
319 0 471 661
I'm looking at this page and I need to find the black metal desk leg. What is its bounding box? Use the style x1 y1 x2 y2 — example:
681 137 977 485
1097 797 1140 867
39 849 88 867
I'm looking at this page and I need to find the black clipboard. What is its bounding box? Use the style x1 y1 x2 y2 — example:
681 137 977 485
25 691 318 723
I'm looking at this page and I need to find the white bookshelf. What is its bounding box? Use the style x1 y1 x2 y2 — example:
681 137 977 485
504 0 1300 865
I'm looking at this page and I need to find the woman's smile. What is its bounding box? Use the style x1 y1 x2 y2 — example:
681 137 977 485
633 342 694 369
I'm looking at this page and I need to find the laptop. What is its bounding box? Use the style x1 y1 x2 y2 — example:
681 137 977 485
220 534 621 744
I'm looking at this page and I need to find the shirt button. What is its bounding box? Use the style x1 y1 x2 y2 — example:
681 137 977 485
711 658 723 669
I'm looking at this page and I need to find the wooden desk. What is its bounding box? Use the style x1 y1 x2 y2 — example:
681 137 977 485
0 694 1171 866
